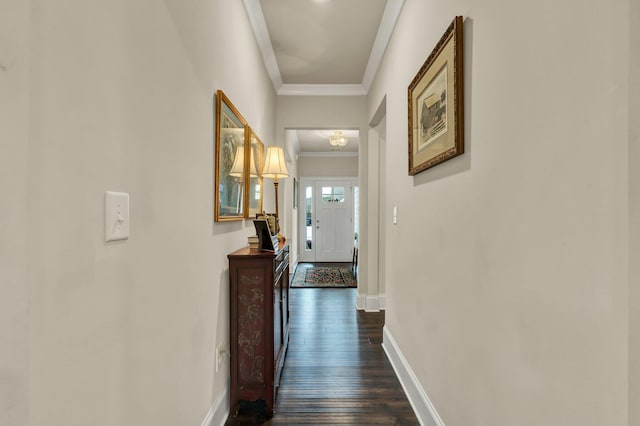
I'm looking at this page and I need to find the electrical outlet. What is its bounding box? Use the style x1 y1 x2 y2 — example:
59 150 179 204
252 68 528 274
216 345 225 372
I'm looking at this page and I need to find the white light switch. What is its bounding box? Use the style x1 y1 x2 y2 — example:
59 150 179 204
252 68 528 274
105 191 129 242
393 206 398 225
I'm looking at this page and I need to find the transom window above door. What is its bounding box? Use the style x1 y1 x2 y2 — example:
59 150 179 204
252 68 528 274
321 186 345 203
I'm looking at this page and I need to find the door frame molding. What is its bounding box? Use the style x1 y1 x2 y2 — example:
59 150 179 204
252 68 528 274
358 96 387 312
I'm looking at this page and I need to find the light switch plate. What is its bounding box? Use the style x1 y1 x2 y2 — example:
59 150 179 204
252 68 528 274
105 191 129 242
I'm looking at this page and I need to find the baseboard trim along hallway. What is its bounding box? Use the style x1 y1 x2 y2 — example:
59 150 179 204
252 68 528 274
201 383 229 426
382 325 445 426
356 294 386 311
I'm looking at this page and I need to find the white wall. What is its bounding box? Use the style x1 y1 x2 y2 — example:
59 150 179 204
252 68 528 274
277 96 367 132
629 0 639 422
298 155 358 177
7 1 276 425
0 1 29 425
368 0 630 425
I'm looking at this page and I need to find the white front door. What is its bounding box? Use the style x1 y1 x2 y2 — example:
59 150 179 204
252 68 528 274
314 180 354 262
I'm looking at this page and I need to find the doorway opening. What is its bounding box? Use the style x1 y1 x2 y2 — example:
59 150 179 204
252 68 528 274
298 178 357 263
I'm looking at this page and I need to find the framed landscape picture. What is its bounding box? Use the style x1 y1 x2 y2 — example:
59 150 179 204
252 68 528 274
408 16 464 175
215 90 248 221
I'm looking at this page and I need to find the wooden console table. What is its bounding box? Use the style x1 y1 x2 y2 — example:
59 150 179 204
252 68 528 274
228 243 290 416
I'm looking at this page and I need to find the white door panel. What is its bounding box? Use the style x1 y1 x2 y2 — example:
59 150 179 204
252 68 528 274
315 180 353 262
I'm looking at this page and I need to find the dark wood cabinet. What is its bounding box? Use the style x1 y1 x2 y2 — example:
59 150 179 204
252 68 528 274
228 243 290 416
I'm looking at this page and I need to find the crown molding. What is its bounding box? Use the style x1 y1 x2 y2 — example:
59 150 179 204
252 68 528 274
244 0 405 97
361 0 405 93
243 0 283 92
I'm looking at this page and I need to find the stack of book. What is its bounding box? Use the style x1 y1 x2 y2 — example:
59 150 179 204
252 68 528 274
248 235 259 250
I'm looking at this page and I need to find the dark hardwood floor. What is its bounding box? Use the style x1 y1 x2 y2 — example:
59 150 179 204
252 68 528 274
226 288 419 425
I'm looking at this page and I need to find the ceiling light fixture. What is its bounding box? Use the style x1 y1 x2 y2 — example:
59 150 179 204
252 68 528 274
329 130 348 148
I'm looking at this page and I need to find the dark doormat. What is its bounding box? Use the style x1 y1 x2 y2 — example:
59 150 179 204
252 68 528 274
291 263 356 288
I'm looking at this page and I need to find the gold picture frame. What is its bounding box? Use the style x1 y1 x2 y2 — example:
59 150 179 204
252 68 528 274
408 16 464 175
215 90 248 221
246 128 264 218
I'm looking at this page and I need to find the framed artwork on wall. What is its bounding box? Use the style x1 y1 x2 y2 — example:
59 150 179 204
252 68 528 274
408 16 464 175
215 90 248 221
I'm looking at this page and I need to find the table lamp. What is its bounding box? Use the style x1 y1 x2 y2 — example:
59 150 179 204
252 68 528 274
262 146 288 239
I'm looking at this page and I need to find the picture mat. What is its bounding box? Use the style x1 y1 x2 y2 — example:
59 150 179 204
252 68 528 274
418 64 448 150
411 34 456 166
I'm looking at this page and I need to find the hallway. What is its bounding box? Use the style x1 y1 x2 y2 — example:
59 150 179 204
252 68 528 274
4 1 636 425
226 288 418 425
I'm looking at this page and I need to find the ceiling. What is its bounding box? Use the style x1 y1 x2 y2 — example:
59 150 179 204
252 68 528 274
290 129 360 154
243 0 404 154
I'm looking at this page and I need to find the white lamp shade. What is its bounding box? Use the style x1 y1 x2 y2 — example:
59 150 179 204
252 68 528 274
262 146 289 178
229 146 259 178
248 150 259 177
229 146 244 177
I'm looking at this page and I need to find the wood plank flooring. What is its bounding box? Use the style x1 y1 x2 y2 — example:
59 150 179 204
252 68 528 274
226 288 419 425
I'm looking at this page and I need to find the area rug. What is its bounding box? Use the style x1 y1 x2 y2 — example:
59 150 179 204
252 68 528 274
291 263 357 288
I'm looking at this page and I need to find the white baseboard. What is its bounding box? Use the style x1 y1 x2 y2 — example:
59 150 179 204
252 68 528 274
356 294 386 311
365 296 380 312
382 326 444 426
201 383 229 426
